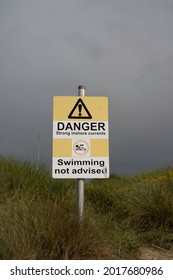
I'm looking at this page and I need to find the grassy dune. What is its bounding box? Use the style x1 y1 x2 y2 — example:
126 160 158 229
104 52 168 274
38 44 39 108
0 156 173 259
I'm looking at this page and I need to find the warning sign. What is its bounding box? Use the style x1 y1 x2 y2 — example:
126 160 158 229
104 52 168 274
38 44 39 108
52 96 109 179
68 98 92 119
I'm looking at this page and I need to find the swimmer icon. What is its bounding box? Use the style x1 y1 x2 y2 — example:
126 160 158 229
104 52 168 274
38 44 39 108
73 140 90 156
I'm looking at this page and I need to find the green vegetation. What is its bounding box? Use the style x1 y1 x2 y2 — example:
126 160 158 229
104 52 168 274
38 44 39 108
0 156 173 259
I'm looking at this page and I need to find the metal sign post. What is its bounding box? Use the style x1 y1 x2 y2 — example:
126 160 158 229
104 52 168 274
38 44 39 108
77 85 85 222
52 86 109 222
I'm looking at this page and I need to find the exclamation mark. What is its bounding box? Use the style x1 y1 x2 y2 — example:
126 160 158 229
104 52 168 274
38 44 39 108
78 103 82 116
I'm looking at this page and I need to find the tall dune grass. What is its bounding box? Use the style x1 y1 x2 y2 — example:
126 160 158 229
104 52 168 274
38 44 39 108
1 156 173 259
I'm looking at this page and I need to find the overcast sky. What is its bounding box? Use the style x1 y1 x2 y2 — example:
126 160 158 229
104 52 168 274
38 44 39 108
1 0 173 175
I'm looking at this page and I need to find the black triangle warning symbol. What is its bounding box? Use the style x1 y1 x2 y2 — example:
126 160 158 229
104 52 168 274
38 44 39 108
68 98 92 119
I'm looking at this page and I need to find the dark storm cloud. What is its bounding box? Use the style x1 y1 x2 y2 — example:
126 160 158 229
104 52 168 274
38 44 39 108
0 0 173 174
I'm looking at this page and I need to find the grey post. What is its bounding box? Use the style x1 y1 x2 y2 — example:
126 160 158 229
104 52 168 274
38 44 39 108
77 85 85 221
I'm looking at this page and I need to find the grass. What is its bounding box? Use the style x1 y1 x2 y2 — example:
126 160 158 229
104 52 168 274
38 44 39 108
0 155 173 259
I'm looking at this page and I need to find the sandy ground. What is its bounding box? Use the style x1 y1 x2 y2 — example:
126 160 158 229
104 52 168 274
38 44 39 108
140 245 173 260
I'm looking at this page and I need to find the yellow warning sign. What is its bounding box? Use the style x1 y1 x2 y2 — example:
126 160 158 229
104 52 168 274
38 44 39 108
52 96 109 179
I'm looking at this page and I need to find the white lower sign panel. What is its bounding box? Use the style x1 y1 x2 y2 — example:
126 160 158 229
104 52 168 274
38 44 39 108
52 157 109 179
